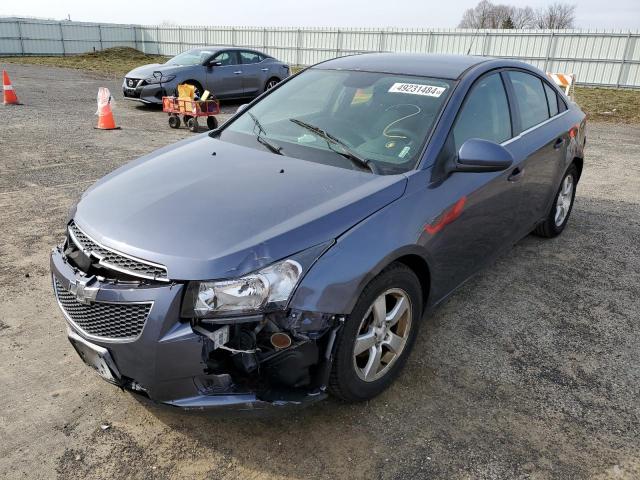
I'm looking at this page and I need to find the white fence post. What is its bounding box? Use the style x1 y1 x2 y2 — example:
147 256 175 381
616 31 632 88
16 19 25 55
59 22 66 56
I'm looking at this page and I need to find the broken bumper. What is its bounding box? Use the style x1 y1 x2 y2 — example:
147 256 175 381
50 247 333 411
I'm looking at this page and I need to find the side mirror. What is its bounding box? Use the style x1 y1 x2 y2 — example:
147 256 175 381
236 104 249 114
453 138 513 173
207 61 222 67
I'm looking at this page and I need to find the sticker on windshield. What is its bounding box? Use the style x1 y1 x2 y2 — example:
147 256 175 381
388 83 446 97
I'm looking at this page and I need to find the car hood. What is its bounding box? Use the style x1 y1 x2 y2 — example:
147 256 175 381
125 63 184 79
73 136 407 280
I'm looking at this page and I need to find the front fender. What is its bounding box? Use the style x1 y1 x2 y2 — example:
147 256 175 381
290 178 434 315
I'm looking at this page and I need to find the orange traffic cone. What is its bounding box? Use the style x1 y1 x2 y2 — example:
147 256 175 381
95 87 120 130
2 70 20 105
95 102 119 130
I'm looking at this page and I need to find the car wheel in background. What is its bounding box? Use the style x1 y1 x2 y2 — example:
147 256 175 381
206 116 218 130
329 262 422 402
533 163 578 238
265 78 280 90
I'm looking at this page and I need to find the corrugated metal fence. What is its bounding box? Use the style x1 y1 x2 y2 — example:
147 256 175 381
1 17 639 88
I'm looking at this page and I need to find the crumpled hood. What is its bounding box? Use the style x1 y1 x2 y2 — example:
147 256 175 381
73 136 407 280
125 63 183 79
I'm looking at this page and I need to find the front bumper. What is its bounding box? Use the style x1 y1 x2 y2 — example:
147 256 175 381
50 247 330 411
122 78 168 105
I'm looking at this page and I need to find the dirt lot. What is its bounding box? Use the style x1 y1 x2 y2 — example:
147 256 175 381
0 64 639 480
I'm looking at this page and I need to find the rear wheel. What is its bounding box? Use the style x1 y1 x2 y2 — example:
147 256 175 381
329 263 422 402
265 77 280 91
206 116 218 130
168 115 181 129
187 117 199 133
533 164 578 238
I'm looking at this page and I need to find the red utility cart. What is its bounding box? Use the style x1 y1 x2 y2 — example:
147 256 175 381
162 96 221 132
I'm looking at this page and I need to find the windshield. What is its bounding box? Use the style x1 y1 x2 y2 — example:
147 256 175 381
218 68 453 174
166 48 215 66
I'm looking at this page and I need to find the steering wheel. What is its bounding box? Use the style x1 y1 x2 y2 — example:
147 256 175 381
384 127 415 140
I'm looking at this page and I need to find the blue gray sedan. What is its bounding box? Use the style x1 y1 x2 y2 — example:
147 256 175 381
122 46 290 104
52 53 586 410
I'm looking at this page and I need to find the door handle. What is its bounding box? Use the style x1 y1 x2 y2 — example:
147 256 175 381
261 68 269 72
233 71 243 75
508 167 525 182
553 137 565 149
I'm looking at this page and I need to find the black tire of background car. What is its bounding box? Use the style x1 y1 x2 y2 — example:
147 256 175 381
207 116 219 130
533 163 579 238
328 262 422 402
168 115 181 129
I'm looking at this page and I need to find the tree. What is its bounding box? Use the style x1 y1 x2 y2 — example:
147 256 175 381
535 3 576 29
458 1 574 29
501 15 515 29
510 6 536 28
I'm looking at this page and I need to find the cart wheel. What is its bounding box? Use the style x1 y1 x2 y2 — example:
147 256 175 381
168 115 181 129
207 116 219 130
187 117 199 133
183 115 193 125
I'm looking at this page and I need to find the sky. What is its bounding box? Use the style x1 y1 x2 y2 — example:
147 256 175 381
1 0 639 29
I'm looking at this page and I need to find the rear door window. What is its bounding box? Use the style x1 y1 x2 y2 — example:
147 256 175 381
212 51 239 66
543 82 559 117
508 71 550 131
452 73 512 151
240 51 264 64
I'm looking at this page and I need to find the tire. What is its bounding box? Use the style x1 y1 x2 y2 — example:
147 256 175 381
533 163 578 238
329 262 423 402
265 77 280 91
168 115 181 129
187 117 199 133
206 116 219 130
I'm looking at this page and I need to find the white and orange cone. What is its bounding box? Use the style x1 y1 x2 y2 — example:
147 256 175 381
2 70 20 105
95 87 120 130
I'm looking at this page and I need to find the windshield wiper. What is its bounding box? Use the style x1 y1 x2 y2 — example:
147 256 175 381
289 118 378 174
249 112 283 155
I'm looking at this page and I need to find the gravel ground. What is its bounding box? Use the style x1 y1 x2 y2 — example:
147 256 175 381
0 64 639 480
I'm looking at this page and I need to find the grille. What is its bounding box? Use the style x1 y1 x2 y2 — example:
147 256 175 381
54 278 151 340
68 221 168 281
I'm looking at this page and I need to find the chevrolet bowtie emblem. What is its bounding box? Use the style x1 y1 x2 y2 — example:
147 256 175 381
70 275 99 304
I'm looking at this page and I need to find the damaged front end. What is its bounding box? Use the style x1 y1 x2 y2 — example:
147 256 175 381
51 220 342 411
188 309 343 408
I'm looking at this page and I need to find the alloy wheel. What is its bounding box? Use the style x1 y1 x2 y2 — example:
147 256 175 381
555 174 574 226
353 288 412 382
266 79 279 90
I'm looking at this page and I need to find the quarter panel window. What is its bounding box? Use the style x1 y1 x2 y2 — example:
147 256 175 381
508 71 550 130
543 82 559 117
452 73 512 151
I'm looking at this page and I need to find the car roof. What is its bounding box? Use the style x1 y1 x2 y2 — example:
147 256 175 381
314 53 494 80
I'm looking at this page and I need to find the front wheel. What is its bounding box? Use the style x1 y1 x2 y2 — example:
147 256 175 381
533 164 578 238
329 263 422 402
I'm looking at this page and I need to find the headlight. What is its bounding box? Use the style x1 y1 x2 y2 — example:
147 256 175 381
181 242 333 319
144 74 176 84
